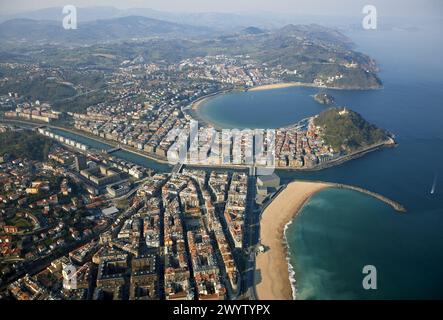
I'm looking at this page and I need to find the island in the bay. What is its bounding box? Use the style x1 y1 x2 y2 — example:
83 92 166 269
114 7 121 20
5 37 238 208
314 93 335 105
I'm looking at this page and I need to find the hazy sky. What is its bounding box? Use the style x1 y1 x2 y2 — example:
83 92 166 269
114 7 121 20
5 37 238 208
1 0 442 16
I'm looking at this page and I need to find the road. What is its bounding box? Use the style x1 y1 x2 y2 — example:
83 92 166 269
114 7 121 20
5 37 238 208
241 170 260 300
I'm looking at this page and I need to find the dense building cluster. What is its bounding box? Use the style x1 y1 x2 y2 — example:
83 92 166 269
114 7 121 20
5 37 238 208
1 51 346 171
0 149 102 263
4 101 61 123
1 132 250 300
59 55 340 170
0 32 376 300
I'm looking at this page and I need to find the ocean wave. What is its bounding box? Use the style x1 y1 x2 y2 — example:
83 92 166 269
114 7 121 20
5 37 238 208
284 220 297 300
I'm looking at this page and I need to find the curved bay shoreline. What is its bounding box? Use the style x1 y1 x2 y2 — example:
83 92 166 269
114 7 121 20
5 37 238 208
186 81 381 128
255 180 405 300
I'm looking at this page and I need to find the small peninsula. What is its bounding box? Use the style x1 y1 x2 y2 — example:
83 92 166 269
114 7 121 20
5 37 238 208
313 107 393 153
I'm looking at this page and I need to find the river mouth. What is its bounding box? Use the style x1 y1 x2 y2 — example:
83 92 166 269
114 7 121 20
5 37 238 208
194 86 329 129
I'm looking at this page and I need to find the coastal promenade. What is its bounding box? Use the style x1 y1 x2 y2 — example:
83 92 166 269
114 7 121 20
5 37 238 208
255 180 406 300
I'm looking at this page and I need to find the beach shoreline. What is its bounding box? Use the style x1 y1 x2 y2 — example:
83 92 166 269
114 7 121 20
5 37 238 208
191 94 217 111
189 88 238 111
248 82 310 92
183 90 234 130
183 82 381 130
248 82 382 92
255 180 405 300
255 181 330 300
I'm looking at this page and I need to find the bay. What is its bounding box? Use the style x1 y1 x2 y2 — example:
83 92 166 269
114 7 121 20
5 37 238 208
197 22 443 299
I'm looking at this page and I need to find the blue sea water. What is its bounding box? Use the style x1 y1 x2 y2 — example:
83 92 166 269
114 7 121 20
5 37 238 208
198 23 443 299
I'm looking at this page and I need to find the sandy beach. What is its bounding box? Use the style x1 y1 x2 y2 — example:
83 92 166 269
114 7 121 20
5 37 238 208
248 82 304 92
255 181 330 300
249 82 371 92
191 95 215 110
190 89 237 111
248 82 319 92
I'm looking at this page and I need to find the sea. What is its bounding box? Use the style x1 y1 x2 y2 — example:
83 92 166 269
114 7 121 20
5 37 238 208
196 19 443 299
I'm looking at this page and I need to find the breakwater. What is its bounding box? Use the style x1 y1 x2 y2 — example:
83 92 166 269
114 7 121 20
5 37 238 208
298 181 406 213
331 183 406 213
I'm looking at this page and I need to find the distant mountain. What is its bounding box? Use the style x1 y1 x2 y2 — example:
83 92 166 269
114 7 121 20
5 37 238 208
0 6 123 23
0 7 284 31
276 24 353 47
0 18 382 90
160 12 281 31
0 16 215 44
2 7 431 32
0 19 61 42
241 26 266 35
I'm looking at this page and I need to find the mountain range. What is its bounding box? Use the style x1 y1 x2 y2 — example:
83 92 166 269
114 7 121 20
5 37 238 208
0 6 430 36
1 6 378 31
0 15 216 44
0 6 285 30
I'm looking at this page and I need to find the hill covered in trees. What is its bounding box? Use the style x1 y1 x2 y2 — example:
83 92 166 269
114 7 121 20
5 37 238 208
0 130 52 161
314 107 390 152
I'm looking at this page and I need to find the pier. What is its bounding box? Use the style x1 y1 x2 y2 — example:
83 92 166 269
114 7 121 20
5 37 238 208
332 183 406 213
271 181 406 213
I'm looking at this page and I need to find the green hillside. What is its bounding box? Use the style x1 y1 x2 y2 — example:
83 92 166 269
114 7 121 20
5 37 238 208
0 130 52 161
314 107 390 152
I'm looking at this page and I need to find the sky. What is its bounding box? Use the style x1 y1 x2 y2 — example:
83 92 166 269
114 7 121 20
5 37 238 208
1 0 442 17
